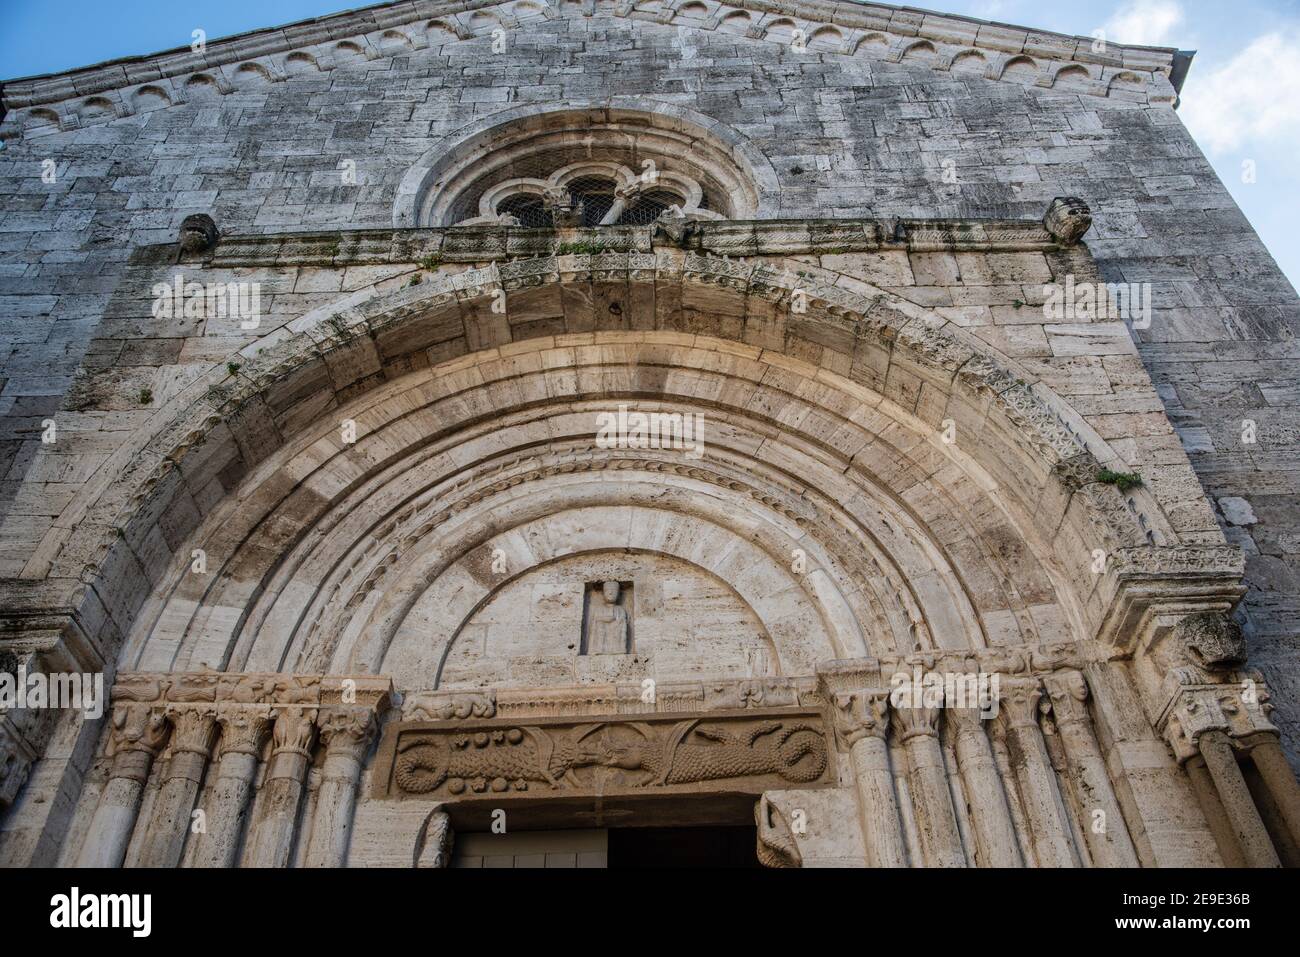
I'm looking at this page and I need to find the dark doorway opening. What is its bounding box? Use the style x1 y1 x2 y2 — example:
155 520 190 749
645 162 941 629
608 825 760 868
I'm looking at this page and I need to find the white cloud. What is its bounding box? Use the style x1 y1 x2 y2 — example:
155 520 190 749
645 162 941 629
1103 0 1185 47
1181 31 1300 154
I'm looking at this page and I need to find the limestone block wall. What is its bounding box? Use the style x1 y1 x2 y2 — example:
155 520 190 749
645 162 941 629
0 2 1296 771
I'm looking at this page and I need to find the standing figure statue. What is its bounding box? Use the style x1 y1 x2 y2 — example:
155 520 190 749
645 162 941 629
587 581 630 655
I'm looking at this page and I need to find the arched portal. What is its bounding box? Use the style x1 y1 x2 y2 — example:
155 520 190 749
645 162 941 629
26 248 1232 870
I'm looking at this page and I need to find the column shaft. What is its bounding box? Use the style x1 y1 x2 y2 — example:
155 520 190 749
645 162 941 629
896 704 965 868
191 707 270 869
1044 672 1138 867
1248 738 1300 852
74 705 169 868
951 710 1021 867
1198 730 1280 868
244 707 317 868
303 709 374 868
998 679 1076 867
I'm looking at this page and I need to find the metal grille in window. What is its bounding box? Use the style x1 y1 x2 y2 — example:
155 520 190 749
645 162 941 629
496 194 554 229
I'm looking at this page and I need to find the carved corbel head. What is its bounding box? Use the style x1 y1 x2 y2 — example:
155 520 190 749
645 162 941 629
1044 197 1092 245
1175 612 1247 675
178 213 219 256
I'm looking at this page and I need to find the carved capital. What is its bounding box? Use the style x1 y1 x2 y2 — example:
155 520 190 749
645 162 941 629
830 690 890 746
996 677 1044 733
317 707 377 759
271 706 318 758
893 703 942 742
107 703 170 758
163 705 217 757
215 705 273 757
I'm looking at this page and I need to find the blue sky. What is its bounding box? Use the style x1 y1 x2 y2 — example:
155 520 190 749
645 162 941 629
2 0 1298 289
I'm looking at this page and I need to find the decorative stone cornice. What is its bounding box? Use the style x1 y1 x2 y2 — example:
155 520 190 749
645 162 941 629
195 218 1070 272
401 677 820 722
0 0 1185 138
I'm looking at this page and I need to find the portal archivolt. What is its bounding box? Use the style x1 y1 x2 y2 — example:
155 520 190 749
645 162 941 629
54 253 1172 686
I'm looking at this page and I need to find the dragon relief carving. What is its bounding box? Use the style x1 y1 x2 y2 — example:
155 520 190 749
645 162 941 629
385 712 831 798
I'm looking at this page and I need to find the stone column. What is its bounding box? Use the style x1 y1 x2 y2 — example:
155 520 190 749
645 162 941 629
415 805 454 868
244 706 317 868
303 708 376 868
1185 755 1246 866
1198 729 1280 868
191 705 272 868
75 703 170 868
1043 670 1138 867
830 690 908 867
997 677 1076 867
1247 736 1300 852
894 701 966 867
136 706 216 867
948 705 1021 867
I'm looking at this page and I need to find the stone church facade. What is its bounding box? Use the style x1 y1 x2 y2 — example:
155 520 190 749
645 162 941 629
1 0 1298 868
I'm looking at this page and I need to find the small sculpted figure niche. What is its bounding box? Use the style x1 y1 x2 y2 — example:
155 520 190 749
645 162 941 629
582 580 632 655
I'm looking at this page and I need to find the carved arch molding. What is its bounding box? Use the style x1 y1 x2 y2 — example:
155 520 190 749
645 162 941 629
8 221 1298 869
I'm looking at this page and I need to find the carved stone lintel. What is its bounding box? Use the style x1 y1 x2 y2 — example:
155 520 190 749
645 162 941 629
375 709 833 800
